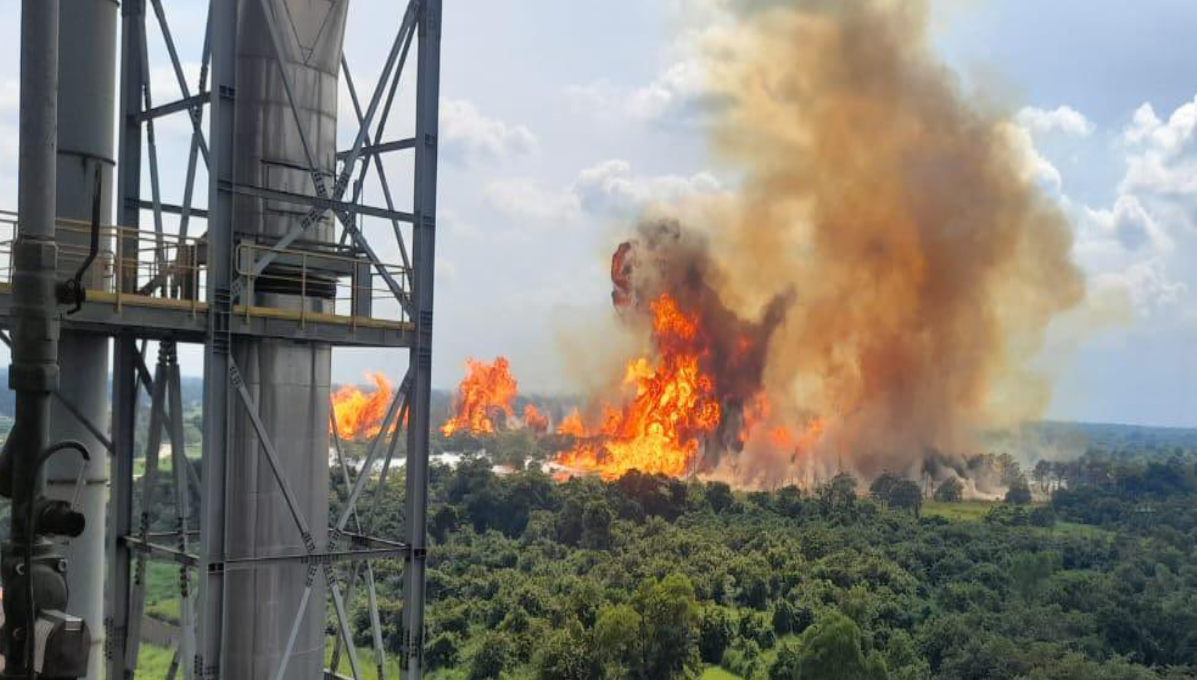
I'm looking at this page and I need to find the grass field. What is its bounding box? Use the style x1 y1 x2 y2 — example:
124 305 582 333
923 499 1111 539
703 666 745 680
922 499 998 521
325 639 403 680
134 644 176 678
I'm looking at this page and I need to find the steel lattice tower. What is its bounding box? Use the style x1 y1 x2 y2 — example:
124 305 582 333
0 0 442 678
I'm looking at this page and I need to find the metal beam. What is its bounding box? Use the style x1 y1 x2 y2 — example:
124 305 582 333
116 0 145 295
124 342 170 675
149 0 211 164
166 344 196 680
132 199 209 219
336 138 416 161
224 181 414 223
230 2 417 302
133 92 210 124
271 569 315 680
220 547 407 570
179 11 213 242
107 335 139 680
0 330 112 453
403 2 442 676
341 59 413 285
252 0 327 198
335 372 411 532
198 0 236 674
330 410 391 680
120 535 200 569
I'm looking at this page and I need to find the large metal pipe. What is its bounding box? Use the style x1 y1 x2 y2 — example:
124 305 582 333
225 1 347 677
2 0 61 676
44 2 118 677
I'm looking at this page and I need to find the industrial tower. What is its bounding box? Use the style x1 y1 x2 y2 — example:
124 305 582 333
0 0 441 678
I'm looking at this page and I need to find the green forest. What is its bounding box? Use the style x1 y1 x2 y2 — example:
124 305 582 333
293 441 1197 680
110 415 1197 680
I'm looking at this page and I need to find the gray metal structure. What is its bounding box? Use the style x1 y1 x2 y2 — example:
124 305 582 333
46 1 119 676
0 0 442 678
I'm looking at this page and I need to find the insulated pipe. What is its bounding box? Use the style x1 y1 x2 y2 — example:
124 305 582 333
224 1 347 677
2 0 62 676
45 3 118 678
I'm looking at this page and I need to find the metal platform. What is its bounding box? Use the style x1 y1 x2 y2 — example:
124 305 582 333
0 283 415 347
0 214 416 347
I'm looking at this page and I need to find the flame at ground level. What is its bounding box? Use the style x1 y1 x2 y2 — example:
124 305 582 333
555 295 725 479
441 357 520 437
524 404 549 434
332 373 394 440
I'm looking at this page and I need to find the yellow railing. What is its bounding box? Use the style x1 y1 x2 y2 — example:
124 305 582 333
233 241 410 327
0 210 411 329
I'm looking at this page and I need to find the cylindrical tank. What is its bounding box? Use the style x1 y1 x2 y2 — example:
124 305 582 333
225 1 347 678
46 2 117 678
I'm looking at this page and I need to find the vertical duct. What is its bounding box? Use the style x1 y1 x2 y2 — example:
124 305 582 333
48 1 117 678
225 1 347 677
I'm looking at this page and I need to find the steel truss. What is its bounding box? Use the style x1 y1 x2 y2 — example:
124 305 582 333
100 0 441 679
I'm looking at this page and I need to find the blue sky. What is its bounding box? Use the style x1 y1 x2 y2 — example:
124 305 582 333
0 0 1196 427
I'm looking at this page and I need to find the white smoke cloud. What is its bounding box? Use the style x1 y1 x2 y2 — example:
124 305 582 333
440 98 538 164
1016 105 1095 138
483 159 725 225
1082 195 1173 254
572 160 725 218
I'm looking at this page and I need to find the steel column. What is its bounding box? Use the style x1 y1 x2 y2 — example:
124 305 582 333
49 3 119 676
116 0 145 293
403 1 442 677
198 0 237 676
107 334 139 680
2 0 62 675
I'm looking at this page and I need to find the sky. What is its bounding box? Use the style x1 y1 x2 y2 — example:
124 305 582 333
0 0 1196 427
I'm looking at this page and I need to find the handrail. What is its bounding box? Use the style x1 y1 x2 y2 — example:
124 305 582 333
0 213 409 327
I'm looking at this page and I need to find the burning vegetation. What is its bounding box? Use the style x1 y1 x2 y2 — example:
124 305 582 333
551 0 1084 486
337 0 1086 490
440 357 520 437
331 372 394 440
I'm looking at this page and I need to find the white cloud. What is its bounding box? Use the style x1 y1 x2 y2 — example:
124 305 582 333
1092 258 1187 315
564 1 720 126
1039 99 1197 316
626 60 707 122
484 177 581 224
483 160 726 225
1005 102 1189 315
1003 122 1062 191
1016 105 1094 137
573 159 724 218
1119 97 1197 211
564 68 707 125
1082 195 1173 254
439 98 537 164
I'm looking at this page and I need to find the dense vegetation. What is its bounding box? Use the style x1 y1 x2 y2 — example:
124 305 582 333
316 442 1197 680
4 385 1195 680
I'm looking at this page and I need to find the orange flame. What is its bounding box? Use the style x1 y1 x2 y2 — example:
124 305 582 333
524 404 549 434
440 357 519 436
332 373 394 440
555 294 722 479
557 409 586 437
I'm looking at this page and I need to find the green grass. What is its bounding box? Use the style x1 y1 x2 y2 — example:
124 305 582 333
1054 520 1113 539
924 500 1113 539
923 499 997 521
135 643 176 678
324 638 403 680
703 666 746 680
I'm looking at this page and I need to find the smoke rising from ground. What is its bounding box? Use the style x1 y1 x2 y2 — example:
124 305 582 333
645 0 1085 485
